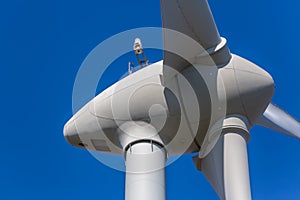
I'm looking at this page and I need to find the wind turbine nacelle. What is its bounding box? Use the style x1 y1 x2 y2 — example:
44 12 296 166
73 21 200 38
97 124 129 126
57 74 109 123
64 54 274 155
64 61 192 155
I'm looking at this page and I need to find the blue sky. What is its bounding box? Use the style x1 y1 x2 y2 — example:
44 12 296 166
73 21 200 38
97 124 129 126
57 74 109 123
1 0 300 199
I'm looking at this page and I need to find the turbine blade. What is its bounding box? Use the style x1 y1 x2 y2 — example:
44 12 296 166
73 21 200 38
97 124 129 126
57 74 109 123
194 133 252 200
160 0 231 72
257 103 300 139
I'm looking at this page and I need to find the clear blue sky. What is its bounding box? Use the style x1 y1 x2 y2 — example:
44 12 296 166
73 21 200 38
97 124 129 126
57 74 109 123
1 0 300 199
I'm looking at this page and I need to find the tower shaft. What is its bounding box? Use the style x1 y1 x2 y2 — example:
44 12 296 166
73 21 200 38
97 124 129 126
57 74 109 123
125 141 166 200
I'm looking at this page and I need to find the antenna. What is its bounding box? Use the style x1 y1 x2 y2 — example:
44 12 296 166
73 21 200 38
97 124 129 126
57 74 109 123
128 62 134 74
133 38 149 68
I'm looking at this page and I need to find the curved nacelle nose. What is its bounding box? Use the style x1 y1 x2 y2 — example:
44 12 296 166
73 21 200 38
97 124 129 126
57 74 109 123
63 103 107 149
221 54 275 125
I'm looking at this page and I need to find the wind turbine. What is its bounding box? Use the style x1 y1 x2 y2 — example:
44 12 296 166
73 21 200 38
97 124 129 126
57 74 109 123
64 0 300 199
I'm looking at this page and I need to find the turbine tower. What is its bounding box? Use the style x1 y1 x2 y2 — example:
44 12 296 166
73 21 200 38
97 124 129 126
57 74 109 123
64 1 300 199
